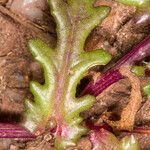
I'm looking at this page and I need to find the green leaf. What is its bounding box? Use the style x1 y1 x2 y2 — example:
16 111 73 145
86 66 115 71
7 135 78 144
119 135 140 150
24 39 56 132
131 66 145 77
23 1 111 149
144 84 150 99
143 61 150 69
116 0 150 8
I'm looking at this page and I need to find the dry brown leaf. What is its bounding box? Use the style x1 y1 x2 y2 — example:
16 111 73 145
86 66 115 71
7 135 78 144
102 66 142 131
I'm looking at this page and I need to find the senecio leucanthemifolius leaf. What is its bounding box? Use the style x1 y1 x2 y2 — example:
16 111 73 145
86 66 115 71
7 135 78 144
23 1 111 149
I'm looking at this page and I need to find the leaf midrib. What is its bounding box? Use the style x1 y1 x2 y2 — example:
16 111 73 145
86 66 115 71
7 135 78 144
52 6 80 123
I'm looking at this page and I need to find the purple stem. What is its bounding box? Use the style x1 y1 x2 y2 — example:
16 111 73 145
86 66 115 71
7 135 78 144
0 37 149 139
82 36 150 96
0 123 35 139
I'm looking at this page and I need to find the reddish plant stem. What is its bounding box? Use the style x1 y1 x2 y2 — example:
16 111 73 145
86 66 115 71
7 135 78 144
0 123 35 139
82 37 150 96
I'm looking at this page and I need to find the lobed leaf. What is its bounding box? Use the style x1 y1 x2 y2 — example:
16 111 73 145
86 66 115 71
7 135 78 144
23 1 111 149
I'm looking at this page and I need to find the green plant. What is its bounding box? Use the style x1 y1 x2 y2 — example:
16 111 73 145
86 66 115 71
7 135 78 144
144 84 150 99
131 66 145 76
116 0 150 8
23 1 111 149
